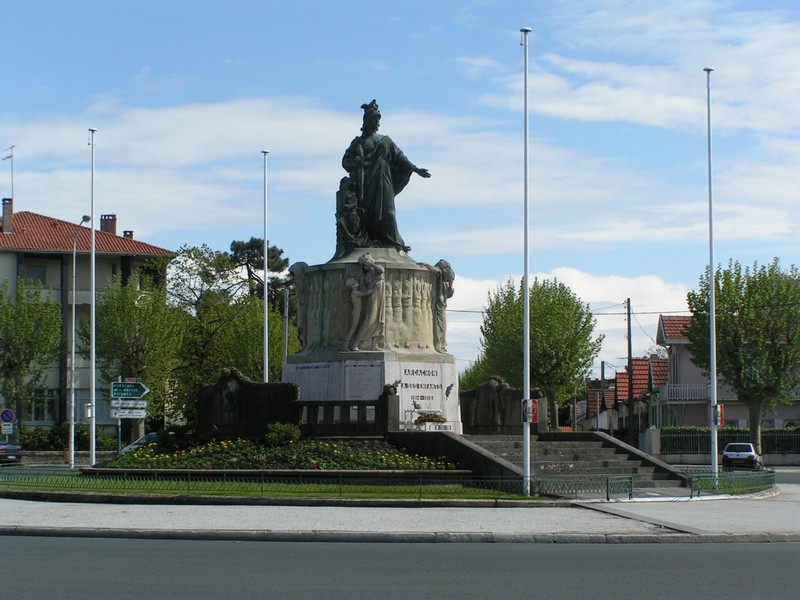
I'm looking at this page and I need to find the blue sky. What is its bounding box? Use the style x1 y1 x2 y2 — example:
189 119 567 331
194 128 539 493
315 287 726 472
3 0 799 378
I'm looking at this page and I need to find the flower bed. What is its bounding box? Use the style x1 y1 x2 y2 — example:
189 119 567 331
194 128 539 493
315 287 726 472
103 438 457 471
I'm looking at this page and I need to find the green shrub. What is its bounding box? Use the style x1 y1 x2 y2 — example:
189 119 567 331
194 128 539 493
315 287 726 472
19 424 52 450
19 422 116 451
264 422 301 447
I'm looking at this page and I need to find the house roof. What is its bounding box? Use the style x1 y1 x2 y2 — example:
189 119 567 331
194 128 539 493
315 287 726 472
615 357 669 402
0 211 171 257
657 315 691 345
585 388 616 418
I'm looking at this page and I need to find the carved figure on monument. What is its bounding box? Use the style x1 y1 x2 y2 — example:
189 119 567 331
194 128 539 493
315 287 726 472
289 262 308 349
332 177 369 260
341 100 431 253
347 252 386 351
344 277 362 349
433 259 455 352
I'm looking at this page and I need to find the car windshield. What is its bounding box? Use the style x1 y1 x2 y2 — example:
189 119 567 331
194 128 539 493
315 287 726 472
725 444 752 453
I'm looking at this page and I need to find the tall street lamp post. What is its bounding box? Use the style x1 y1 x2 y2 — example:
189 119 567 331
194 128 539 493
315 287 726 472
704 68 719 481
89 128 98 466
69 215 90 468
262 150 270 383
520 26 532 496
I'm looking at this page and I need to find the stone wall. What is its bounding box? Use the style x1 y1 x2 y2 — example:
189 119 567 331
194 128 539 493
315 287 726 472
459 378 545 435
195 368 300 441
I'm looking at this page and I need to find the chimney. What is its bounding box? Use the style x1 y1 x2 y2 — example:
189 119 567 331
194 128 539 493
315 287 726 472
100 214 117 235
123 230 134 239
2 198 12 234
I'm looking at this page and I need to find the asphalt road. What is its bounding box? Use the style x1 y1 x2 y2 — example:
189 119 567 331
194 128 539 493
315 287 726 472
2 537 799 599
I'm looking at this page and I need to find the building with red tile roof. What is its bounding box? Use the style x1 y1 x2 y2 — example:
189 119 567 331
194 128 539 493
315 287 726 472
654 313 799 430
1 198 172 427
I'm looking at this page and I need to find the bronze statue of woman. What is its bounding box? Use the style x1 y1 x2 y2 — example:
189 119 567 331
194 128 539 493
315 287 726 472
342 100 430 253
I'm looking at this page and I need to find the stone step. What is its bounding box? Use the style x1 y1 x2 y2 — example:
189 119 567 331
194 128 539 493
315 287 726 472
464 434 687 489
530 467 659 476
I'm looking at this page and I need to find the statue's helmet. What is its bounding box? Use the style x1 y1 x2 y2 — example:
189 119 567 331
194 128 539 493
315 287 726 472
360 99 381 129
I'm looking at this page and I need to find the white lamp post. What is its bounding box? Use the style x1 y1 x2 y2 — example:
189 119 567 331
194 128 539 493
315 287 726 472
262 150 270 383
89 128 97 466
521 26 532 496
704 68 719 481
69 214 90 468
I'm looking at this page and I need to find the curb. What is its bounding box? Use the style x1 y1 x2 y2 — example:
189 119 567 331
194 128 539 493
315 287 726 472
0 488 574 508
2 525 800 544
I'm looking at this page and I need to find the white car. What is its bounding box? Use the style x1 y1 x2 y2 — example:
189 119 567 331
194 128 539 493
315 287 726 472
721 442 762 469
120 432 160 454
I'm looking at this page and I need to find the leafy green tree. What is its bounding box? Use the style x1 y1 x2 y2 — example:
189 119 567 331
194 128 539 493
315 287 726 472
0 278 62 432
228 237 291 311
224 294 301 383
167 243 300 420
686 259 800 453
461 278 603 428
86 274 186 432
168 244 246 312
173 290 300 420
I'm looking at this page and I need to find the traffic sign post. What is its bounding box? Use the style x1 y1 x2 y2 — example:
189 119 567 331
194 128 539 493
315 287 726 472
110 409 149 420
110 381 150 399
110 399 148 409
1 409 15 440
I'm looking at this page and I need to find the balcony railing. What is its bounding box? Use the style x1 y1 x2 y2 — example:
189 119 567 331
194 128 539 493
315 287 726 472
659 384 799 404
659 384 737 403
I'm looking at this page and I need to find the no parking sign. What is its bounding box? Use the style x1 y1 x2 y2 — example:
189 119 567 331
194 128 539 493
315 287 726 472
1 408 14 435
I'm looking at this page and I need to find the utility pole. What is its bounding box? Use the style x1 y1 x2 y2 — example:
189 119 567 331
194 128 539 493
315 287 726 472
598 360 606 432
626 298 635 446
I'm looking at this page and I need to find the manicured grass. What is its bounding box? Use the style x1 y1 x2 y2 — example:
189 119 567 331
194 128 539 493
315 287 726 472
1 470 531 500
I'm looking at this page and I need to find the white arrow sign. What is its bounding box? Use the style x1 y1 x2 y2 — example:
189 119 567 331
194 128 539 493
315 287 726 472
110 409 148 419
110 399 148 409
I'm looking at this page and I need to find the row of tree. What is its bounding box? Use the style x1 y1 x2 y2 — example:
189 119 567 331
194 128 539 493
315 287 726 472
0 238 299 438
92 240 300 433
2 246 798 451
459 278 604 428
461 259 800 450
687 259 800 453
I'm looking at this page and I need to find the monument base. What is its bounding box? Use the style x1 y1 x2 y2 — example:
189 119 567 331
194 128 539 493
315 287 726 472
283 350 461 434
285 245 460 433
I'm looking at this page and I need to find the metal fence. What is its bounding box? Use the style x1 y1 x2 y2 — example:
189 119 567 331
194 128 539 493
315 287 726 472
534 476 633 500
678 466 776 497
0 466 533 500
3 465 772 501
0 466 644 501
661 430 800 454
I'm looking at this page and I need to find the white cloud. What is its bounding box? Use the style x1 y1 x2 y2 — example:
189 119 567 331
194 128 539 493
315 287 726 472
445 268 689 377
479 2 800 135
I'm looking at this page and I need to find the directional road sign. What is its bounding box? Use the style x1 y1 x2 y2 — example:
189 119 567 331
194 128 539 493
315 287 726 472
110 399 148 409
111 381 150 399
110 408 148 419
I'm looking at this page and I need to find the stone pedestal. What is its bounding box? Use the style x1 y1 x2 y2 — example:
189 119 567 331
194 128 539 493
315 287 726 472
283 248 461 432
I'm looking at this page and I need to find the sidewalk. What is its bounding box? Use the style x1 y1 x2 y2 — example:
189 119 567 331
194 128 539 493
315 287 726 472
1 483 798 544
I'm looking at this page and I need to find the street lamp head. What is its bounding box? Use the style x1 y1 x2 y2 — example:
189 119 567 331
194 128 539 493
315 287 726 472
89 127 98 132
703 67 714 73
81 215 90 223
520 27 532 33
261 150 270 155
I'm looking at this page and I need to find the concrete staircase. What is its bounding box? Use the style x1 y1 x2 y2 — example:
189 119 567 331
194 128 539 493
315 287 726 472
464 432 687 489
